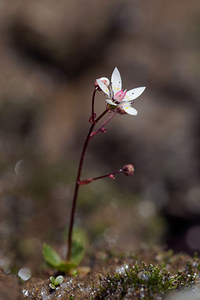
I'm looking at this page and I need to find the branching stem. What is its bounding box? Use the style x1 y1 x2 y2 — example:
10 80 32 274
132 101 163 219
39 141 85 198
67 90 108 261
90 111 117 138
78 169 123 185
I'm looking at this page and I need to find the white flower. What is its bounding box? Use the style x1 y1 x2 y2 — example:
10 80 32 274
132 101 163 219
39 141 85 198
96 67 146 115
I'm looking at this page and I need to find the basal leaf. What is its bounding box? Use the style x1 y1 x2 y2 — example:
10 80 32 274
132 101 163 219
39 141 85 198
71 240 85 265
43 243 62 267
43 243 78 273
58 261 77 273
72 228 87 247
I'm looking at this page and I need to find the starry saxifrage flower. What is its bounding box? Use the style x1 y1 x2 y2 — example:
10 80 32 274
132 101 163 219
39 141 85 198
96 67 146 115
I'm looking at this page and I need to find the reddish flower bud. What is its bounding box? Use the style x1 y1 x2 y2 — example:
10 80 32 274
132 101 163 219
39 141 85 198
122 164 134 176
95 77 110 89
100 127 107 134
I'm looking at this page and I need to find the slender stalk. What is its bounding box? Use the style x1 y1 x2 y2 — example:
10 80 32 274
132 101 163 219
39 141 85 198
90 111 117 138
91 87 98 123
78 169 123 185
67 123 94 261
95 108 109 124
67 104 108 261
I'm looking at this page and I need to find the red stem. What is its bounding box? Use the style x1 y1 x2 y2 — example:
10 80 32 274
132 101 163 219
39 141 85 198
91 111 117 138
66 101 108 261
91 87 98 123
95 108 109 124
67 123 94 261
78 169 123 185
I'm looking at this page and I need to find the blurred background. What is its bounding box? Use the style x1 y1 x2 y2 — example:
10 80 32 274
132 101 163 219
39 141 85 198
0 0 200 274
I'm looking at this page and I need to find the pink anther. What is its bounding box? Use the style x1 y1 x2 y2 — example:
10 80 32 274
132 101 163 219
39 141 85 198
114 90 127 101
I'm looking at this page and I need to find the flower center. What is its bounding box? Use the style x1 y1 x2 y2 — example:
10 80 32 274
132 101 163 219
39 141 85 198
113 90 127 103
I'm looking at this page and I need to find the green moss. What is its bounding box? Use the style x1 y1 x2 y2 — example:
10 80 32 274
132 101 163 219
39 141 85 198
95 260 198 299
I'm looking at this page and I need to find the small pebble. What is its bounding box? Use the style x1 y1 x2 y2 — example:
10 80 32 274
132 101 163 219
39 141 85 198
18 267 31 281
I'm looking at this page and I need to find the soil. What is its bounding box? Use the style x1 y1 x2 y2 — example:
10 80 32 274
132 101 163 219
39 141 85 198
1 248 200 300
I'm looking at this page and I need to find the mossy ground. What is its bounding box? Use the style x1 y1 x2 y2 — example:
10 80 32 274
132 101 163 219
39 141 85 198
17 247 200 299
95 260 197 299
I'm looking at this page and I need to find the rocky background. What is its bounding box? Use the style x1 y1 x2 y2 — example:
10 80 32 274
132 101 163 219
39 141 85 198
0 0 200 275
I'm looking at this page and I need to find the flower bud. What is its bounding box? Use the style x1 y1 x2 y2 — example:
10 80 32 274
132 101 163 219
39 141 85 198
100 127 107 134
95 77 110 89
122 164 134 176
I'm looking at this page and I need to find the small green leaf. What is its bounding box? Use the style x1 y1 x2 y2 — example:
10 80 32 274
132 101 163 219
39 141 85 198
43 243 78 273
72 228 87 246
43 243 62 268
43 237 86 273
71 269 78 276
71 240 85 265
57 261 77 273
62 261 78 272
49 283 56 290
54 275 64 285
69 228 87 266
50 276 55 283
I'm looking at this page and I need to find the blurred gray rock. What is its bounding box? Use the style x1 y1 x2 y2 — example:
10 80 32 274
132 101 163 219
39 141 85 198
166 288 200 300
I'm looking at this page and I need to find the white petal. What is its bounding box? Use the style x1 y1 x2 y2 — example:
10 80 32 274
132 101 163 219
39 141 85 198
121 104 138 115
111 67 122 96
99 77 110 86
106 99 117 106
96 79 110 96
123 87 146 102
